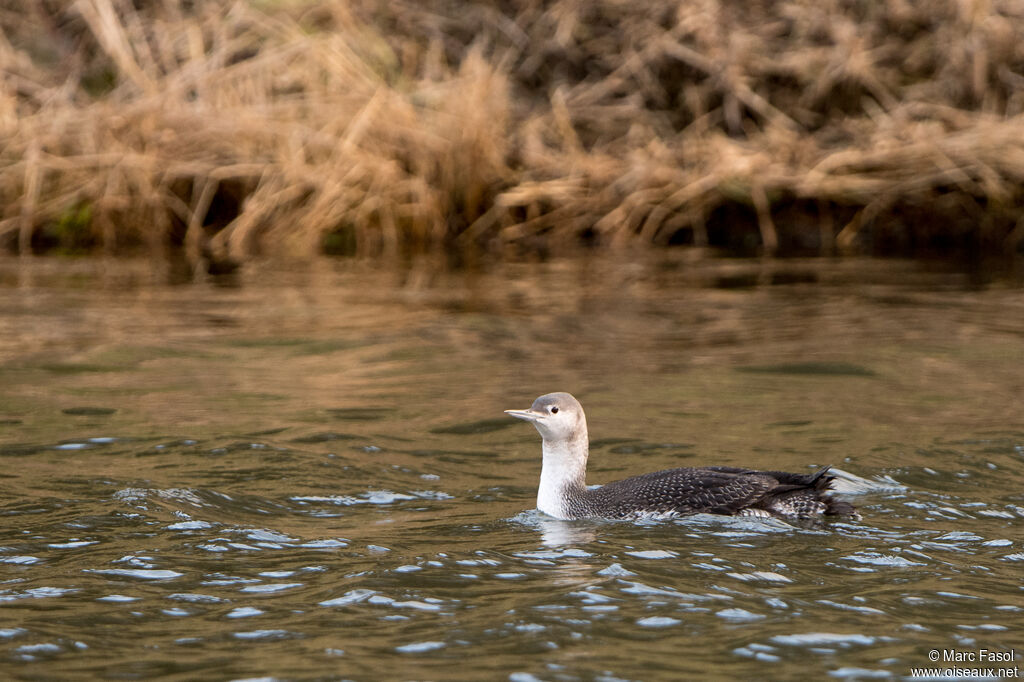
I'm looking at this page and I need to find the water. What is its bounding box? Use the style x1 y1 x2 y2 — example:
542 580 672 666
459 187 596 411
1 255 1022 680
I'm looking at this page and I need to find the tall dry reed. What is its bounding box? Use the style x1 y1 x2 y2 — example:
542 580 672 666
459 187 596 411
2 0 1023 262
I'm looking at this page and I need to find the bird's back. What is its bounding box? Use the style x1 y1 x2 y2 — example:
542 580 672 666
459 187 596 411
576 465 853 519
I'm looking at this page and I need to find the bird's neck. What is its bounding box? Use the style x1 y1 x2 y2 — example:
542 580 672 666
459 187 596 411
537 434 589 519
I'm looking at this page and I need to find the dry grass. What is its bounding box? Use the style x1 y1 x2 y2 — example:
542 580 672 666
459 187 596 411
2 0 1024 263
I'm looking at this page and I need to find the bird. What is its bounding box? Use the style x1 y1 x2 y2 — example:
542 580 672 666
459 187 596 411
505 392 856 521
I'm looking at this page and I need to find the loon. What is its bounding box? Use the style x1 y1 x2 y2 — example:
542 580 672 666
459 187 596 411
505 392 856 521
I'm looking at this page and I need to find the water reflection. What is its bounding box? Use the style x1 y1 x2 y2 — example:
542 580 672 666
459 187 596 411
530 515 598 548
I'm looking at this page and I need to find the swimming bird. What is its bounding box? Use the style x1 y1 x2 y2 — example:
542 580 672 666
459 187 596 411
505 392 856 520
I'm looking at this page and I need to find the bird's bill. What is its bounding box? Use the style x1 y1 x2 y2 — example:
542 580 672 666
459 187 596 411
504 408 541 422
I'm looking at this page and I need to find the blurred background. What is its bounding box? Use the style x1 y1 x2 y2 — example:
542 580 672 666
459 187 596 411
1 1 1023 680
3 0 1024 266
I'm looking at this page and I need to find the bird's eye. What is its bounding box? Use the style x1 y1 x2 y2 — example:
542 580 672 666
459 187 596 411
550 406 559 414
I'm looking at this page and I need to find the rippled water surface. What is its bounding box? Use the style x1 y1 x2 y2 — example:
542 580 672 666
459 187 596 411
1 255 1022 680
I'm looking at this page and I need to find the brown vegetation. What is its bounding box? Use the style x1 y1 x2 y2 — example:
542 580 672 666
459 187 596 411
2 0 1024 263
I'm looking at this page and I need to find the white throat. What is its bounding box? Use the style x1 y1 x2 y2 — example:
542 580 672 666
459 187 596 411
536 437 588 519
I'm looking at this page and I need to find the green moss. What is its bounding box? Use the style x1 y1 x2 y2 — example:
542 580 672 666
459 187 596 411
43 202 95 255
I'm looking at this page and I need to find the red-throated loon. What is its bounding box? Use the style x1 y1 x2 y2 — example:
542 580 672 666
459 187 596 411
505 392 856 520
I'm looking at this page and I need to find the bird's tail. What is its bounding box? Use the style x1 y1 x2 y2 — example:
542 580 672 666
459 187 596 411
765 466 858 517
804 466 858 516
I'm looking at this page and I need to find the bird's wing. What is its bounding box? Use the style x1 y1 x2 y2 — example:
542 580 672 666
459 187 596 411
593 467 778 516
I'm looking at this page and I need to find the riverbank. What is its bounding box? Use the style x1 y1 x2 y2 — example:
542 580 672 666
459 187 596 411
3 0 1024 264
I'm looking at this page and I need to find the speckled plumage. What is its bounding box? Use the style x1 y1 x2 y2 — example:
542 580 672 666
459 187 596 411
506 392 856 521
577 465 849 519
